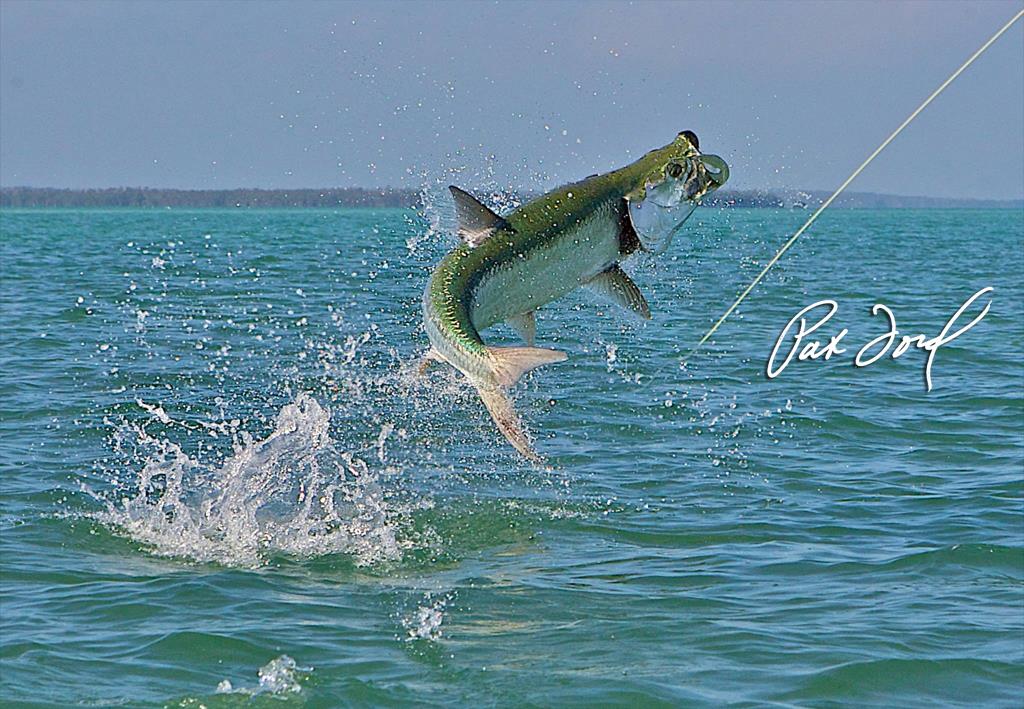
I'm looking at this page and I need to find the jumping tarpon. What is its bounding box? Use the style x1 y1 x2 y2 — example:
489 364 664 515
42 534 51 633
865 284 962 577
422 131 729 461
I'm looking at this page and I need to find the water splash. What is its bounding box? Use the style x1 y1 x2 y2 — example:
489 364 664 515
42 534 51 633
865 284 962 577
255 655 306 694
90 393 406 567
216 655 309 696
78 201 575 574
403 592 452 641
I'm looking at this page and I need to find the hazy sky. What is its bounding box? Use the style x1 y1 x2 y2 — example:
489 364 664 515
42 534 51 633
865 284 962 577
1 0 1022 198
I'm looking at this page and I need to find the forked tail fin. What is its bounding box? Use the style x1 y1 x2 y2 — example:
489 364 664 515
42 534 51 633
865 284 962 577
477 345 567 461
477 386 543 462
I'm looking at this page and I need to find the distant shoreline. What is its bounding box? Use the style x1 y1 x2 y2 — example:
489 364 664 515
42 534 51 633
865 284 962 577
1 186 1021 210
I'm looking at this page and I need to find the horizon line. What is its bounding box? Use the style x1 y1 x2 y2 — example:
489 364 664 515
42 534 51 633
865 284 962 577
2 185 1022 204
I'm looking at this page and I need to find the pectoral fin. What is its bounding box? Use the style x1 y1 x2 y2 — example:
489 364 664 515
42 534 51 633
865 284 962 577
584 265 651 320
506 312 536 346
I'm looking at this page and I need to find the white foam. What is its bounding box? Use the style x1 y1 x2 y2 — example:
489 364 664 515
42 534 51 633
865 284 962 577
403 593 451 641
92 393 403 567
216 655 308 696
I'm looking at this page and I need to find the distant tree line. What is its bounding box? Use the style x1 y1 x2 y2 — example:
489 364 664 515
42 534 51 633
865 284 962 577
0 187 421 208
702 190 787 208
1 186 794 209
1 186 1018 210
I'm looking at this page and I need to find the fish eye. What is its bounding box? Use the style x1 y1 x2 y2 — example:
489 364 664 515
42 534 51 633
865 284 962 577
678 130 699 150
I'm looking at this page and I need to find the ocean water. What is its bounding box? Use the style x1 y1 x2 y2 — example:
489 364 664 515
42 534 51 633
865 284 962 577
0 206 1021 707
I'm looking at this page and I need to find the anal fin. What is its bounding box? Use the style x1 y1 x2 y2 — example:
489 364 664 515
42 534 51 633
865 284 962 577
506 311 536 346
584 264 651 319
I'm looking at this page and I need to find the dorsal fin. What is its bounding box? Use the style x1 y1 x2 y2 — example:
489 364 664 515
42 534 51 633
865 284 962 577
449 185 509 247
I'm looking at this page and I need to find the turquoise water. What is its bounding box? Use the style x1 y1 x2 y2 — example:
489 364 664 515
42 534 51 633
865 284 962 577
1 206 1021 707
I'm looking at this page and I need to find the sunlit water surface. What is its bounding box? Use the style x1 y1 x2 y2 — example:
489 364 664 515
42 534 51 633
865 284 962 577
1 207 1021 707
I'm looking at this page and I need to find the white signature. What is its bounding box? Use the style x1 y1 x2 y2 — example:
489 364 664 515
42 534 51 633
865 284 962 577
766 287 993 391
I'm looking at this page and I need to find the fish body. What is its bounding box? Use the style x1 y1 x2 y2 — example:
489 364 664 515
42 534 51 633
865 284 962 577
422 131 728 460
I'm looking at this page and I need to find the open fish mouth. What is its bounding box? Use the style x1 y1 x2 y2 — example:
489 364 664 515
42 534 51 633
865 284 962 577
695 153 729 194
628 152 729 253
649 153 729 206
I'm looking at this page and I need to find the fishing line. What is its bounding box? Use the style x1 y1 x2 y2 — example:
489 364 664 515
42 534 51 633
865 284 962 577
676 7 1023 370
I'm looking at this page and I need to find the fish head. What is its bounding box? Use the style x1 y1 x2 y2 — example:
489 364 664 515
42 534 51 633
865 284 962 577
627 131 729 254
